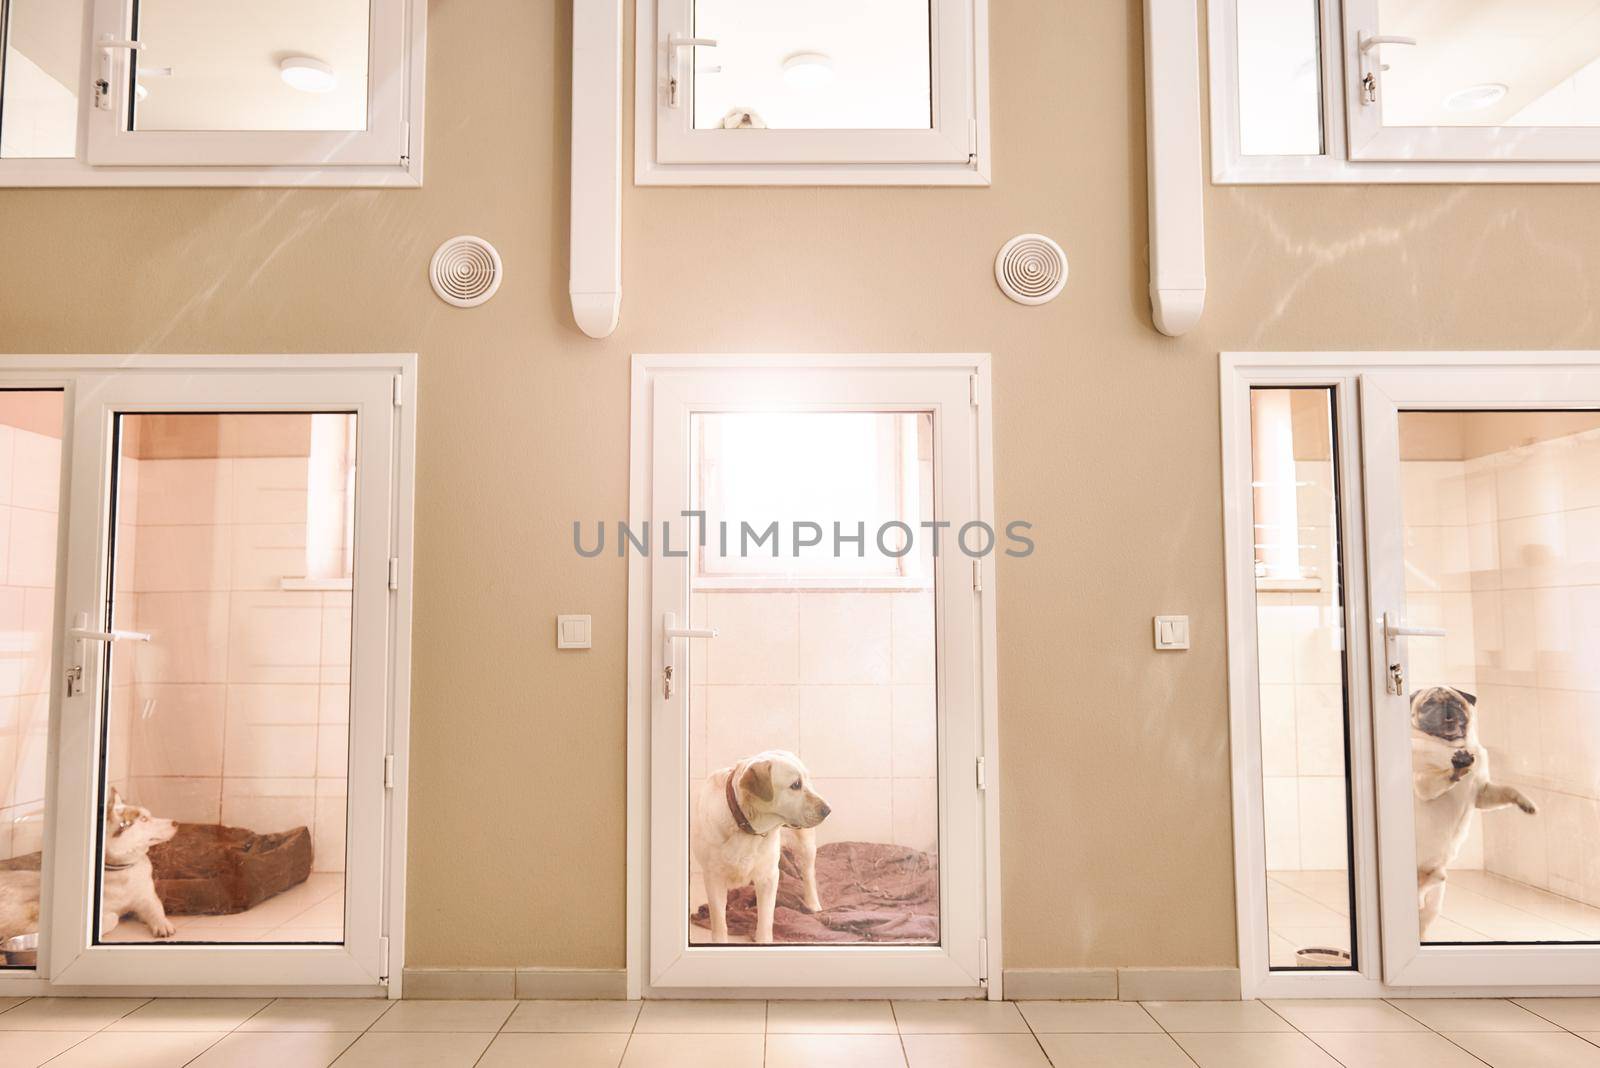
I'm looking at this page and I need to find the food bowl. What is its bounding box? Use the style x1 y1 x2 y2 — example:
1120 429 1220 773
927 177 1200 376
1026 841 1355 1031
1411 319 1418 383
2 932 38 967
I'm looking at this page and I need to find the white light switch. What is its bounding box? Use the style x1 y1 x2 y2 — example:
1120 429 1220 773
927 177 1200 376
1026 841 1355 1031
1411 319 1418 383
1154 615 1190 651
557 614 592 650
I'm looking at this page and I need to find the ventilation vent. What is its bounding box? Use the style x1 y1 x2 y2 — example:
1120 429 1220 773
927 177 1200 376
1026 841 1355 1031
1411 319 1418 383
429 235 503 308
994 233 1068 306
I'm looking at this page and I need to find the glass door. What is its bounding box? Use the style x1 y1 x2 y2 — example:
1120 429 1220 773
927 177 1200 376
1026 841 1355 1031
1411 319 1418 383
47 367 398 987
1362 368 1600 986
643 363 991 992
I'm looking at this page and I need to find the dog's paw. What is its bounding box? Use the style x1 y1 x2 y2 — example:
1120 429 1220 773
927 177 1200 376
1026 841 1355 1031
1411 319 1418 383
1517 796 1538 815
149 919 178 939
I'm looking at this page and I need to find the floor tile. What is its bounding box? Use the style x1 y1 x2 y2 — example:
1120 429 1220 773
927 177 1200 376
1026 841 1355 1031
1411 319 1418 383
1173 1032 1342 1068
0 1031 93 1068
891 999 1028 1033
766 1033 908 1068
1307 1031 1487 1068
901 1034 1051 1067
618 1034 763 1067
108 997 271 1031
330 1031 494 1067
1141 1000 1293 1033
1017 1000 1160 1033
45 1030 226 1067
1265 998 1426 1032
1389 998 1558 1032
0 996 148 1030
0 997 29 1015
366 998 514 1032
1035 1033 1195 1067
503 999 642 1033
1513 998 1600 1031
477 1033 630 1068
1445 1031 1600 1068
767 999 898 1034
239 998 393 1032
632 999 766 1034
188 1031 361 1068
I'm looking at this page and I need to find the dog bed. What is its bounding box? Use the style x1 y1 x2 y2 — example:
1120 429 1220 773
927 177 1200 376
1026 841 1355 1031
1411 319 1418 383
1 823 313 916
691 840 939 943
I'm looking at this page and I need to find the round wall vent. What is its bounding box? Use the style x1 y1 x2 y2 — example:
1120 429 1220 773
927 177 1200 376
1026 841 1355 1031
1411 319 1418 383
994 233 1068 306
429 235 503 308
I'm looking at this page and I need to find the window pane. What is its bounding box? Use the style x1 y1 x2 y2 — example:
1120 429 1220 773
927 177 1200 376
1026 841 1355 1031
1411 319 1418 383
98 412 353 945
1236 0 1323 154
692 0 932 130
0 0 81 158
1397 409 1600 945
0 390 64 968
129 0 370 132
1250 388 1357 969
687 410 939 946
1377 1 1600 127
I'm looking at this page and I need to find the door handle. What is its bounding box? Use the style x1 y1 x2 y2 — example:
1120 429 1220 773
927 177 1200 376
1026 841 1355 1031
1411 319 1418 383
667 34 717 108
661 611 717 699
64 612 149 698
1381 612 1444 696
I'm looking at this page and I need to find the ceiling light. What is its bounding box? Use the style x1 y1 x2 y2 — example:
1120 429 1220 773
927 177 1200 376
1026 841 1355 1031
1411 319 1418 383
280 56 337 94
1444 83 1508 112
782 52 834 91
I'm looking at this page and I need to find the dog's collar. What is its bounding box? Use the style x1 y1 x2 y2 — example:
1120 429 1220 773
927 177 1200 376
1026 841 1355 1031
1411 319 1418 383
725 765 762 836
103 859 139 871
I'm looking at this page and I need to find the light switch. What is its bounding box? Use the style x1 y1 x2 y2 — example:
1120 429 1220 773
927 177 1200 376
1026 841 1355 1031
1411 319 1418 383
1154 614 1189 651
557 614 592 650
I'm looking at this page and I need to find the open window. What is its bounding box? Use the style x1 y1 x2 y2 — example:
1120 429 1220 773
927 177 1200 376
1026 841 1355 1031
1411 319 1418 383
0 0 423 185
635 0 990 185
1211 0 1600 181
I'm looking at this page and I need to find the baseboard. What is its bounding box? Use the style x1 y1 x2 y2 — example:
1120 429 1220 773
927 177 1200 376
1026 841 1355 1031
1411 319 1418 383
1116 967 1241 1001
1002 966 1240 1001
1003 968 1118 1000
515 968 629 1000
400 968 516 999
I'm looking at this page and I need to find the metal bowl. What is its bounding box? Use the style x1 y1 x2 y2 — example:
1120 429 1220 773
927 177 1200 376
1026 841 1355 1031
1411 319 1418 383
2 932 38 967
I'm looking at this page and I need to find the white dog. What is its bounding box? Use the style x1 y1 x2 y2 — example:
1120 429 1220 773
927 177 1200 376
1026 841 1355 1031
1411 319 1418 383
0 789 179 943
692 750 830 943
1412 687 1536 937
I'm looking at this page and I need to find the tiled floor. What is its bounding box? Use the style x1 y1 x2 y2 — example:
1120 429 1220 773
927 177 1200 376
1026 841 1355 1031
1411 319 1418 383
4 996 1600 1066
1268 868 1600 967
99 875 344 944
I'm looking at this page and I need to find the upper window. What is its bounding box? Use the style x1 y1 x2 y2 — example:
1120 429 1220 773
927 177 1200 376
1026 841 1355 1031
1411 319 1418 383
1211 0 1600 181
0 0 423 185
636 0 990 185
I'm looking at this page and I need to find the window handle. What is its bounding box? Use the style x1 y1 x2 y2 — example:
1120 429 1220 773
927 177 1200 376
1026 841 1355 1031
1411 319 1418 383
67 626 151 643
94 34 143 111
63 612 149 698
1381 611 1444 695
1357 32 1418 105
661 611 718 698
667 34 717 109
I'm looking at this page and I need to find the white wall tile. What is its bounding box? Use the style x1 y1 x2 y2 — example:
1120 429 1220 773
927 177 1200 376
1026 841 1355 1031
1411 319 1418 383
6 507 56 588
891 685 938 779
231 524 308 590
1496 447 1565 520
705 593 798 685
132 592 230 684
701 685 799 773
809 777 892 848
314 778 347 873
232 457 309 525
223 684 319 779
1259 685 1297 777
890 591 935 685
127 684 226 778
125 775 222 824
799 593 892 685
132 523 231 592
0 425 15 508
220 777 315 835
316 723 349 779
1264 776 1300 871
798 685 893 779
9 429 60 512
892 777 938 853
1294 685 1345 777
1561 430 1600 512
1296 777 1350 871
136 459 233 526
227 591 322 684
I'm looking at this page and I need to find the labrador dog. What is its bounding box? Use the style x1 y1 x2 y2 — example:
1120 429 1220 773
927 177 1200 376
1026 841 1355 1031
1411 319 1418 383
691 750 830 943
0 788 179 944
1412 686 1536 937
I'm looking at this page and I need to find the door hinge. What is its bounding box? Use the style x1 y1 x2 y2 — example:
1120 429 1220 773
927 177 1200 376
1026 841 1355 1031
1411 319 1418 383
379 935 391 980
976 756 987 790
388 557 400 591
393 374 404 407
972 559 983 593
978 936 989 981
384 754 396 789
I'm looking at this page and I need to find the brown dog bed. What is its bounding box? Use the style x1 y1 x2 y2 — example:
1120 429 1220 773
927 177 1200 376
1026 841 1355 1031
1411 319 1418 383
691 841 939 943
2 824 313 916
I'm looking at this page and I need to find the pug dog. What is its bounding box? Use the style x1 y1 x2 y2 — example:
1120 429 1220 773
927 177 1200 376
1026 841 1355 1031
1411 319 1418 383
1412 686 1536 937
691 749 830 944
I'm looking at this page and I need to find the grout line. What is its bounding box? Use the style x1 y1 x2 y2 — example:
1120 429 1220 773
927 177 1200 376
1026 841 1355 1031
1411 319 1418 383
1135 999 1204 1068
465 999 517 1068
888 1000 910 1067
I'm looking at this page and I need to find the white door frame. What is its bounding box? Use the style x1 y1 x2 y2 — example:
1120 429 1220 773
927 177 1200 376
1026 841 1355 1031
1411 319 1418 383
626 353 1002 1000
1223 349 1600 998
0 354 416 998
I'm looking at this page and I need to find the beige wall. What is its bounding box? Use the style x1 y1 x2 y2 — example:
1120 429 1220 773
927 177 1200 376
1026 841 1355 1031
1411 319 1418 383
7 0 1600 973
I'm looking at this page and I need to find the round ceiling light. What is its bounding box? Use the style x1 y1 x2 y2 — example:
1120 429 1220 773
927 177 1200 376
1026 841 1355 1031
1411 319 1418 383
280 56 337 94
782 52 834 90
1444 82 1508 112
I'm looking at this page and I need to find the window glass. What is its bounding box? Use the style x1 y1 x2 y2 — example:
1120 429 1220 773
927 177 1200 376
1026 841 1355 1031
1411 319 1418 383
1250 388 1358 969
1235 0 1323 154
691 0 932 130
129 0 370 132
0 0 81 158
